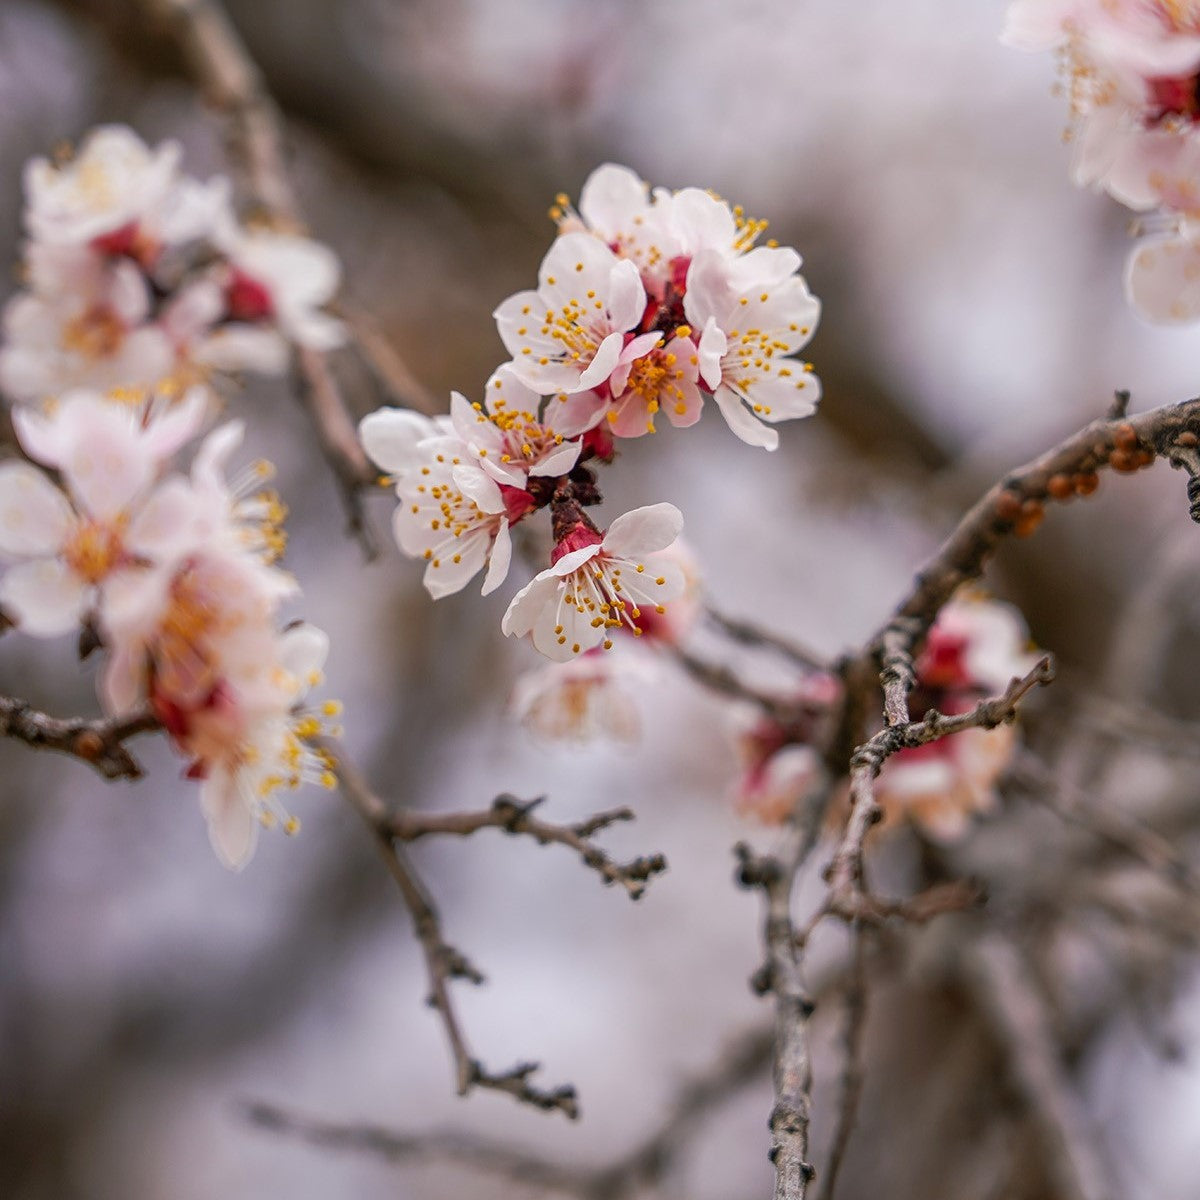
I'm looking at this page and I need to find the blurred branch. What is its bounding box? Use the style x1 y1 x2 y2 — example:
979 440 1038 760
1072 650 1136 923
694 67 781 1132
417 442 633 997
704 606 828 672
244 1022 775 1199
816 927 868 1200
140 0 432 554
1009 752 1200 893
390 794 666 900
964 935 1115 1200
0 697 158 781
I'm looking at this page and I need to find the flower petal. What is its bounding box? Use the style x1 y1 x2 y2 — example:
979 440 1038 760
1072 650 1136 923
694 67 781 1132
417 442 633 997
602 503 683 559
0 557 87 635
0 463 75 557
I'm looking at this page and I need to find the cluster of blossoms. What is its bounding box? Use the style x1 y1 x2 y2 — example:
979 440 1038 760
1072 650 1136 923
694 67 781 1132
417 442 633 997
0 124 350 869
735 596 1038 842
1005 0 1200 321
360 164 821 685
0 390 338 868
0 125 343 408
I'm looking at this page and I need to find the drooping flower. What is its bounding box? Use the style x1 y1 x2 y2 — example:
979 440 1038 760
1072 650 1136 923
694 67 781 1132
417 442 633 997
502 502 686 661
103 563 335 869
510 647 653 744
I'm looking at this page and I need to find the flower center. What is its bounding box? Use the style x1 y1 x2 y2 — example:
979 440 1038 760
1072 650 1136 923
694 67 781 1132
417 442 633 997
62 517 125 584
61 304 126 360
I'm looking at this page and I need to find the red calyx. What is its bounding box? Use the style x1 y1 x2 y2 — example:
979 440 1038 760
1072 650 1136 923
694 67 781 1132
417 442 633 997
226 270 275 322
1149 74 1200 122
550 520 604 564
582 423 615 462
498 484 536 525
916 629 971 690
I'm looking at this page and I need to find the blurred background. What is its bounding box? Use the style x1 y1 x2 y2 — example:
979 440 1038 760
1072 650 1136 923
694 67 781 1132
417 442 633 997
3 0 1200 1197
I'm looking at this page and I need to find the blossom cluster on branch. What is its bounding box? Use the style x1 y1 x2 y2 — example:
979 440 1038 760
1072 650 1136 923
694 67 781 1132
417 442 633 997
0 126 347 869
358 164 820 704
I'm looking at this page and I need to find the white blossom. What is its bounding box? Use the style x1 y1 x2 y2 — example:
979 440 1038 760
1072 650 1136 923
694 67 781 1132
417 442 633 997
502 503 685 662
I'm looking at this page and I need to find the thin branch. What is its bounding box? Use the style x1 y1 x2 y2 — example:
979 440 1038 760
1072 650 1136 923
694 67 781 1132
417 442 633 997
243 1024 775 1198
704 606 829 672
142 0 416 554
965 935 1116 1200
1008 753 1200 893
879 617 921 728
735 782 833 1200
674 647 832 725
390 794 666 900
825 658 1055 910
0 697 159 780
836 398 1200 760
328 746 578 1117
339 300 439 417
816 927 869 1200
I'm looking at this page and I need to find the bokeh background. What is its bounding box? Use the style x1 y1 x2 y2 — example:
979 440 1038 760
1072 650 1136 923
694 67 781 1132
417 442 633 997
4 1 1200 1197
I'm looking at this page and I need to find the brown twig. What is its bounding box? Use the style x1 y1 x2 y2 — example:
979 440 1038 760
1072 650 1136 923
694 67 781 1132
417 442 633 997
872 399 1200 643
735 782 833 1200
825 658 1055 911
390 794 666 900
0 697 159 781
674 648 832 725
328 747 579 1117
879 617 921 728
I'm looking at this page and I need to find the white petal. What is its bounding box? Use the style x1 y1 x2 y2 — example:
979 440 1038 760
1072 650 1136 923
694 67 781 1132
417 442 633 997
61 407 154 519
197 326 290 374
481 520 512 595
605 258 647 332
277 623 330 686
424 529 490 598
0 558 87 635
502 572 558 638
697 317 727 390
603 503 683 558
125 478 210 559
359 408 438 474
451 464 504 514
0 463 75 556
530 438 582 478
579 164 650 236
579 330 625 389
1125 235 1200 324
712 387 779 450
201 769 258 871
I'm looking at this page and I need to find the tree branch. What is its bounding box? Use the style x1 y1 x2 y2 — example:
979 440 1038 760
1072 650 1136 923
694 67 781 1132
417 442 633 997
141 0 426 555
0 697 159 781
390 794 666 900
